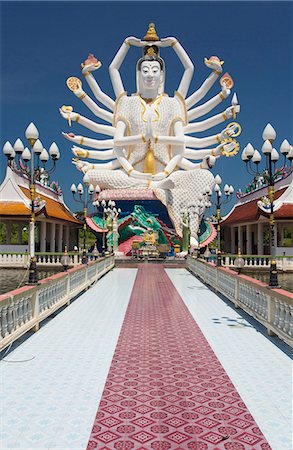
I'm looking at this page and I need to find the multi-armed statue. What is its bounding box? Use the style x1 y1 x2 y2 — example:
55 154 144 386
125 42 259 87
60 23 241 245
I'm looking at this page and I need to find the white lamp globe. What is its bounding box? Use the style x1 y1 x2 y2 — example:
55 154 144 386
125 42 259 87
83 172 90 185
262 123 276 142
40 148 49 162
262 140 273 155
229 185 234 194
70 183 77 193
214 174 222 185
77 183 84 194
13 138 24 154
271 148 279 162
25 122 39 140
280 139 290 156
252 149 261 164
22 147 31 161
88 184 94 194
49 142 59 159
3 141 14 157
33 139 43 155
241 147 248 161
245 143 254 159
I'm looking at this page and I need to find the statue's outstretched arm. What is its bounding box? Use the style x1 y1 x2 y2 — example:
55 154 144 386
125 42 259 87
82 68 115 111
188 86 230 121
185 104 240 133
178 156 218 170
186 56 225 109
160 37 194 99
186 72 220 109
59 108 115 136
71 146 115 160
73 86 113 123
185 124 237 148
73 158 121 173
62 133 113 149
184 141 236 159
109 36 145 98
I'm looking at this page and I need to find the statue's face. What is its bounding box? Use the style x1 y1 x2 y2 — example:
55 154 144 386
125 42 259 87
140 61 162 91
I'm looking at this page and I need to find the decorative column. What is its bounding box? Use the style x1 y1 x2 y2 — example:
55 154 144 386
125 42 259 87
257 222 264 255
40 221 47 252
231 226 235 254
238 225 243 253
246 224 252 255
65 226 70 249
57 224 63 252
50 222 56 252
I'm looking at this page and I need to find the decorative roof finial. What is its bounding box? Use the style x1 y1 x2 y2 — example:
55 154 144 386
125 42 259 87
144 23 159 41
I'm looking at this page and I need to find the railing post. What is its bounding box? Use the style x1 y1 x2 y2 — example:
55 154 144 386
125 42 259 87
66 272 71 306
31 289 40 332
235 277 240 308
267 294 275 336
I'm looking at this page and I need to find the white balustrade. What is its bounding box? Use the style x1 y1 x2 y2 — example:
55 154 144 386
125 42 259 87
186 256 293 346
0 255 114 350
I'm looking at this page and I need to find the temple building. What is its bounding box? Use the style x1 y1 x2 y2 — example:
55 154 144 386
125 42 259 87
221 170 293 256
0 166 81 252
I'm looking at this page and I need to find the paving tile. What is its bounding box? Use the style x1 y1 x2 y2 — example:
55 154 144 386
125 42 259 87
86 265 270 449
166 268 292 450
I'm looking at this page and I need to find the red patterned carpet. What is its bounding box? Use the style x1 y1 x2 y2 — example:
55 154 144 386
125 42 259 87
87 265 271 450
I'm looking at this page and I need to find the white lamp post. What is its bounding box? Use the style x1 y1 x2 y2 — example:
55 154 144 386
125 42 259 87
71 178 95 264
3 124 60 284
241 123 292 287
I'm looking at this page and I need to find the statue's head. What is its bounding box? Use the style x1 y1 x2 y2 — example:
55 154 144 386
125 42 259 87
136 45 165 95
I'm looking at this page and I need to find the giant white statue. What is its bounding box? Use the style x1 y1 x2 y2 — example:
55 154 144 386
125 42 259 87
60 23 241 244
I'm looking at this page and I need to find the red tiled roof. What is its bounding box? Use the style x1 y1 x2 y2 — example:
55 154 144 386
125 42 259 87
19 187 81 224
274 204 293 219
0 202 31 216
222 188 287 225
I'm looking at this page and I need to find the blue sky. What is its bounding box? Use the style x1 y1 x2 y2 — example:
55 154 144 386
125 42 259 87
1 1 292 214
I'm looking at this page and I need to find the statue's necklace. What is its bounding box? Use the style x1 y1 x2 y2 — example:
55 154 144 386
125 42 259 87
138 94 163 123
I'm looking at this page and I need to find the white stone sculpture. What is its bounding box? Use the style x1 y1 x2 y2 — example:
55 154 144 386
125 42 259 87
60 23 241 242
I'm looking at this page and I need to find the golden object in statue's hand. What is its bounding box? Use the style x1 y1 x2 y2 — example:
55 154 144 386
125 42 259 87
220 72 234 89
221 138 240 157
66 77 82 92
61 105 73 127
227 122 242 137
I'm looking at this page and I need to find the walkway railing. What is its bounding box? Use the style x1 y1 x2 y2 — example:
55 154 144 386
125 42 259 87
220 255 293 272
205 254 293 272
0 252 105 268
0 255 114 351
186 256 293 346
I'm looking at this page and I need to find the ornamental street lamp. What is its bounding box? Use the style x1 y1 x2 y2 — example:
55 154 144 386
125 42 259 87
3 123 60 284
93 197 113 256
211 174 234 266
70 173 94 264
241 123 292 287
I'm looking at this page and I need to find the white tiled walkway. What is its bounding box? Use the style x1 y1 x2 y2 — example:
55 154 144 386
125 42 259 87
1 269 137 450
1 267 292 450
166 268 292 450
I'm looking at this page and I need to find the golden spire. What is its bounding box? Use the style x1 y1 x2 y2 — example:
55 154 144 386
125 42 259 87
144 23 159 41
